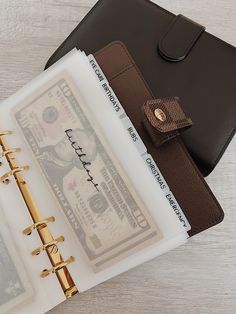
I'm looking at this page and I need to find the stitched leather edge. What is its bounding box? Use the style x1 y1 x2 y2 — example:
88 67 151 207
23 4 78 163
98 41 155 97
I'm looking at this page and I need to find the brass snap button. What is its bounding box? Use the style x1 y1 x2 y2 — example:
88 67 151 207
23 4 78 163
154 108 166 122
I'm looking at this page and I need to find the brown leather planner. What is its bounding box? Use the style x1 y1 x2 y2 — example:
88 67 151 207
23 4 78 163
45 0 236 176
94 41 224 237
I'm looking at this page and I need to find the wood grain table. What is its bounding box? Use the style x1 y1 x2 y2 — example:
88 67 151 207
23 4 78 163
0 1 235 313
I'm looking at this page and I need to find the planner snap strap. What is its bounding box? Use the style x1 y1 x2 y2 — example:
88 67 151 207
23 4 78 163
142 97 192 148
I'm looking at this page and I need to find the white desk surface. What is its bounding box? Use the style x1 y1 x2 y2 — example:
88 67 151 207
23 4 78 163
0 1 235 313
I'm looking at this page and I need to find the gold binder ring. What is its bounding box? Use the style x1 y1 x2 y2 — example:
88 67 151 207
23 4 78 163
40 256 75 278
0 166 29 184
22 216 55 236
0 148 21 158
0 130 13 136
32 236 65 256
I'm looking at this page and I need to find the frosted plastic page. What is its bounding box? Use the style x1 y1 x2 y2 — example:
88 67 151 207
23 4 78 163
0 49 187 295
0 209 33 313
0 180 66 313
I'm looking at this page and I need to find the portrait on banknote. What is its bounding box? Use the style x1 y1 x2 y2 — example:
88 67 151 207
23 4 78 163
13 72 163 271
37 126 97 185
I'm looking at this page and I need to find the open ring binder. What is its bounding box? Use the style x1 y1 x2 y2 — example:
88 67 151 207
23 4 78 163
32 236 65 256
0 166 30 184
23 216 55 236
0 130 13 136
0 147 21 158
0 130 78 298
41 256 75 278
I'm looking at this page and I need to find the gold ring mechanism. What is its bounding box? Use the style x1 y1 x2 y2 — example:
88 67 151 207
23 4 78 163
0 130 13 136
0 148 21 158
32 236 65 256
0 129 78 297
22 216 55 236
41 256 75 278
0 166 29 184
0 148 21 166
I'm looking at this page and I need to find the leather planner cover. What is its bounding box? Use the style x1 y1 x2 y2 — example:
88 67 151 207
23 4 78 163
45 0 236 176
95 41 224 237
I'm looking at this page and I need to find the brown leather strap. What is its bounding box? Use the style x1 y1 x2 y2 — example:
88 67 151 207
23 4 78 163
95 41 224 237
158 14 205 62
143 97 192 147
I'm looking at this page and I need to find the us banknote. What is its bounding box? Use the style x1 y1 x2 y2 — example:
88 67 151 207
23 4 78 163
0 212 32 313
13 71 163 271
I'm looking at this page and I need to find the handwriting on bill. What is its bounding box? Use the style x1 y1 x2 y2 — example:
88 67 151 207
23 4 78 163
65 129 99 192
13 72 163 271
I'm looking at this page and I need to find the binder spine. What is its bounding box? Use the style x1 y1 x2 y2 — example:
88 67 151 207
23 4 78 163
0 130 78 298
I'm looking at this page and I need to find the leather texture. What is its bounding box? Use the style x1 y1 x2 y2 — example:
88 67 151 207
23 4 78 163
143 97 193 147
159 15 205 62
94 41 224 237
45 0 236 176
